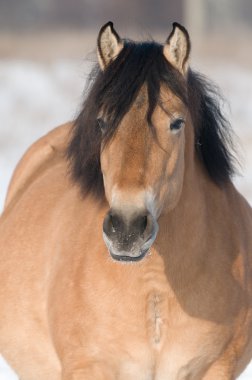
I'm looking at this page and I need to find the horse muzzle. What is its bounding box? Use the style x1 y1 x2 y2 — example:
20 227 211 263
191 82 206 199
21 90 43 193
102 209 158 262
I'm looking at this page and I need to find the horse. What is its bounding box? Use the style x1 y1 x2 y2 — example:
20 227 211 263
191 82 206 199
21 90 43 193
0 21 252 380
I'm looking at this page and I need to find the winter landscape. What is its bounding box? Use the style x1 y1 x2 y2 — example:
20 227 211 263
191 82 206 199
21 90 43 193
0 55 252 379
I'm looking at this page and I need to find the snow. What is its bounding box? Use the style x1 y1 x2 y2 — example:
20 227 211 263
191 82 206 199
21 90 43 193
0 59 90 209
0 59 252 378
0 356 17 380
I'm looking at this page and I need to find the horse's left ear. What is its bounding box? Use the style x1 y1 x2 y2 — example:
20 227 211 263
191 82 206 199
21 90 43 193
163 22 191 75
97 21 124 70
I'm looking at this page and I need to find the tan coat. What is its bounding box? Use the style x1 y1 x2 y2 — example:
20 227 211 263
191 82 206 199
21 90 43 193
0 122 252 380
1 22 252 380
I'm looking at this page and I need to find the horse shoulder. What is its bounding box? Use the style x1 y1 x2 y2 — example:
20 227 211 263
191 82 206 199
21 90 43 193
4 122 73 211
228 183 252 254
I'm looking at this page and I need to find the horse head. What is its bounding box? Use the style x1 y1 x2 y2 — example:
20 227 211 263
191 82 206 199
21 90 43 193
97 22 190 261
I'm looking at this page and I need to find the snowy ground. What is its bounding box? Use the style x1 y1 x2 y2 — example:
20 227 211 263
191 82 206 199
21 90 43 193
0 59 252 379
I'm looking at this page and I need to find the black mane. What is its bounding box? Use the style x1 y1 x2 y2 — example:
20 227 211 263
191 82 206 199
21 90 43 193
67 40 237 200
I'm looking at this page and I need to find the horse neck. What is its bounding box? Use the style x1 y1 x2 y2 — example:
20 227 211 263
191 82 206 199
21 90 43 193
156 119 227 283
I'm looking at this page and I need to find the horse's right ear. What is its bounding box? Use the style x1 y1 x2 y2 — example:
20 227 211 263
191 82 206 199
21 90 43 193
97 22 124 70
163 22 191 75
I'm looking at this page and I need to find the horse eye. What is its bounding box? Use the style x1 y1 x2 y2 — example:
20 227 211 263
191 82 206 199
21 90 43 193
97 118 107 133
170 118 185 132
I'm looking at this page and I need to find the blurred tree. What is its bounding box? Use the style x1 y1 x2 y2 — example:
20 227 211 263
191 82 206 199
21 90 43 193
0 0 183 31
0 0 251 33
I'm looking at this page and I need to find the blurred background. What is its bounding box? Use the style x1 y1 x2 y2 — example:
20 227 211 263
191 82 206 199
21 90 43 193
0 0 252 379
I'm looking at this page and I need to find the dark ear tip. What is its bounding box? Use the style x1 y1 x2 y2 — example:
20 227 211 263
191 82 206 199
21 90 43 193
98 22 113 40
172 22 183 29
98 21 121 44
107 21 114 29
172 22 190 38
99 21 114 33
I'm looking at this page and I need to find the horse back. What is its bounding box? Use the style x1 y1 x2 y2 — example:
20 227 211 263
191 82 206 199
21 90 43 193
4 122 72 212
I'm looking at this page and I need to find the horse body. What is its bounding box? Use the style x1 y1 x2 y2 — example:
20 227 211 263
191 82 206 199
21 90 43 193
1 22 252 380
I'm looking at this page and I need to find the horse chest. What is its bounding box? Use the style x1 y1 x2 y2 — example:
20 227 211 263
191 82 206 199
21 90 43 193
114 290 228 380
146 291 168 347
70 257 233 379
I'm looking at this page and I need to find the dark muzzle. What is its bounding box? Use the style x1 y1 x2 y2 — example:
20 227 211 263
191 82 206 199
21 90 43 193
103 209 158 262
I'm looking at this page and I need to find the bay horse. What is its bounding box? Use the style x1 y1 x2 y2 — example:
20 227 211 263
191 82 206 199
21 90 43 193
0 21 252 380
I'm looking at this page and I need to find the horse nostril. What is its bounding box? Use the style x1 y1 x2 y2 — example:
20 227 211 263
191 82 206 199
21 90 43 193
110 213 122 231
142 215 148 233
131 213 150 237
103 212 113 237
135 214 147 235
103 211 123 237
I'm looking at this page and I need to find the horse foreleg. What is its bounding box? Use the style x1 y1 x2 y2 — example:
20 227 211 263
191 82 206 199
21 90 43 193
202 360 236 380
